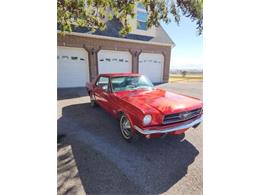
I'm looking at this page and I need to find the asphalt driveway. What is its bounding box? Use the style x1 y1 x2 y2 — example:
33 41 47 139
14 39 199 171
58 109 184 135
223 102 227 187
57 81 203 195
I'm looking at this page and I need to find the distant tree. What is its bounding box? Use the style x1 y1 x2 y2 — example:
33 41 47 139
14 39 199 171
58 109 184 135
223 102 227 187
57 0 203 36
181 70 187 77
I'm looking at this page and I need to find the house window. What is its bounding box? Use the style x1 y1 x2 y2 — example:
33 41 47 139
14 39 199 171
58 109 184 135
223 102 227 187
137 4 148 31
137 11 148 21
137 2 145 9
71 56 78 60
62 56 69 60
137 21 147 30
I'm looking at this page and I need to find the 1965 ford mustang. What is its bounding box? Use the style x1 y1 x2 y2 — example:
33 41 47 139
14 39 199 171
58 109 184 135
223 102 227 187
87 73 203 142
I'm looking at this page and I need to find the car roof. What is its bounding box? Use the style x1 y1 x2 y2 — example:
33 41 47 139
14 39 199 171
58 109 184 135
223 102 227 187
99 73 142 77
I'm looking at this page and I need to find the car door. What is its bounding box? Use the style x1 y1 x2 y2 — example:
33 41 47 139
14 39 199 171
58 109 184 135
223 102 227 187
94 76 111 111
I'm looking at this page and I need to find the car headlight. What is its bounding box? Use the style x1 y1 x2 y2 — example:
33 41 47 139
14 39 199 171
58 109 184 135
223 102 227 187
143 115 152 125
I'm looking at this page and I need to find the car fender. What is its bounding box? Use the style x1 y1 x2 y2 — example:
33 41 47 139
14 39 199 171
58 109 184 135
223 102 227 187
117 107 142 134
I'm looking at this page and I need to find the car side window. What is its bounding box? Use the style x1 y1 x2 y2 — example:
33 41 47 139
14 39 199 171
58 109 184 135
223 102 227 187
96 76 109 92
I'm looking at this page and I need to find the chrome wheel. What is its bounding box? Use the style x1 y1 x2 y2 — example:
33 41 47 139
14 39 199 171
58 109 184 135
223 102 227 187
120 115 132 140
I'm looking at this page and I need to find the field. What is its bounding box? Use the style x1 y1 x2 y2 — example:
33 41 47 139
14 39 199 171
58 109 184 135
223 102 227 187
169 74 203 82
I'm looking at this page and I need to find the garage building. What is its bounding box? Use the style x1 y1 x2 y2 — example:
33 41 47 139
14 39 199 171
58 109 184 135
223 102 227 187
57 17 174 88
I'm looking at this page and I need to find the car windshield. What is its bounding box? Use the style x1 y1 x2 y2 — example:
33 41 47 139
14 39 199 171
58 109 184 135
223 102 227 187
111 75 154 92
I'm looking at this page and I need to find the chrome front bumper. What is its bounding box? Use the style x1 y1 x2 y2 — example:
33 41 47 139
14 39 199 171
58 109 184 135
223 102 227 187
134 116 203 135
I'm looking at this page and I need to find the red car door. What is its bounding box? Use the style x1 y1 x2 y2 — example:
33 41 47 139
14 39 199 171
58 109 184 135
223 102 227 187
93 76 111 111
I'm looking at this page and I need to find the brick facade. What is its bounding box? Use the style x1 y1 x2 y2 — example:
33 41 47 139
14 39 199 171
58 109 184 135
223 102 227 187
58 34 172 82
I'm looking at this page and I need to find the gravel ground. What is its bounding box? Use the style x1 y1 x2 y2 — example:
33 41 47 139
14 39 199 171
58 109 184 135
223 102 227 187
57 81 203 195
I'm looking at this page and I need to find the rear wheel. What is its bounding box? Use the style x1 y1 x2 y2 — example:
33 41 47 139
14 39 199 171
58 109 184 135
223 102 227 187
119 114 139 142
89 92 96 107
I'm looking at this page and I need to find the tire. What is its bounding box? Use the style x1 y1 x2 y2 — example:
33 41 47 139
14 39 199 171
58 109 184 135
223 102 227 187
89 92 96 107
119 114 139 142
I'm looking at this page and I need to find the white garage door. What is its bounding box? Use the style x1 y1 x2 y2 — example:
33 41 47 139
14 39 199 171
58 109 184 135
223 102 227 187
139 53 164 83
57 47 89 88
98 50 132 74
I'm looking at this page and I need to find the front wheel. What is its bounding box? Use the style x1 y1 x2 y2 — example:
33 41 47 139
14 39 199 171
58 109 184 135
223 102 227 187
119 114 139 142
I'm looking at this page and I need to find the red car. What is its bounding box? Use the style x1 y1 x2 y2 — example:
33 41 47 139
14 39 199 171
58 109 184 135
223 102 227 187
87 73 203 142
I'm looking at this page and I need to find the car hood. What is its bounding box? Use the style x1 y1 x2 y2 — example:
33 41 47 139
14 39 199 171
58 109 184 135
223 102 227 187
114 88 203 115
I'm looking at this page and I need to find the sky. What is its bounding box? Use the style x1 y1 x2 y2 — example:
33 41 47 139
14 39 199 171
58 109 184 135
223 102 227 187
160 15 203 69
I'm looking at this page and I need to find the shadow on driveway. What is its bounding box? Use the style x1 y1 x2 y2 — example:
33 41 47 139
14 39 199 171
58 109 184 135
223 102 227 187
57 87 88 100
58 102 199 194
57 142 86 195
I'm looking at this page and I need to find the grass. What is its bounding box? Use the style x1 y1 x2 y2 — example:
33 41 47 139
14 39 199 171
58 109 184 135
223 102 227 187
169 74 203 82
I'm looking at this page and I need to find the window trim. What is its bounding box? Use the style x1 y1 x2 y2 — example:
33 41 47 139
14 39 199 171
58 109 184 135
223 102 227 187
95 76 111 93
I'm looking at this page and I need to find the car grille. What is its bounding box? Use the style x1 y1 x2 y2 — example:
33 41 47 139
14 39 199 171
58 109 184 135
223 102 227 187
163 108 202 124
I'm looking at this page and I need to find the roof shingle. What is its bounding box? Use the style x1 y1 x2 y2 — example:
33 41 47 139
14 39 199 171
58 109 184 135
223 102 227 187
58 18 174 45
